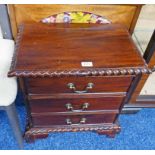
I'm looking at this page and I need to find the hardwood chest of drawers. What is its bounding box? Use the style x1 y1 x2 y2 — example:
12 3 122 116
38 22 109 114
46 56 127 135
8 23 150 142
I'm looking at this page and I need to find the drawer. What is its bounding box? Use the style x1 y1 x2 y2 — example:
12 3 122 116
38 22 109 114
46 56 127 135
27 76 133 94
32 114 116 126
29 96 125 113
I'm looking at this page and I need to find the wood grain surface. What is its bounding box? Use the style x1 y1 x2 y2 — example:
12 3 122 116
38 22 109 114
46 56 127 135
32 114 117 126
9 23 146 76
29 96 125 113
8 4 142 38
27 76 133 94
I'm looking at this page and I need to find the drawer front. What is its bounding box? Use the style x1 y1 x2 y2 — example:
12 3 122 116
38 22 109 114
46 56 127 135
27 76 133 94
32 114 116 126
30 96 125 113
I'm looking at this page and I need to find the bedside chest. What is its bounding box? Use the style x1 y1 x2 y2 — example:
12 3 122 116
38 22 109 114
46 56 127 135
8 23 150 142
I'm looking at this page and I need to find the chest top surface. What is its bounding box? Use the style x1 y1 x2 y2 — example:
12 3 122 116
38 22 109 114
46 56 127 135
9 23 149 77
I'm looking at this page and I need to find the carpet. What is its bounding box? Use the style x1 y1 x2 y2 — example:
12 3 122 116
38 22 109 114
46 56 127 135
0 92 155 150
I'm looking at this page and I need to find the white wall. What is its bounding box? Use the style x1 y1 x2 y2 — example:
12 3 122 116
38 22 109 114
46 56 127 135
0 25 3 38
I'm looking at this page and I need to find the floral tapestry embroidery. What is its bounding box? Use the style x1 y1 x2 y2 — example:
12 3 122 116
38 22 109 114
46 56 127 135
41 11 111 24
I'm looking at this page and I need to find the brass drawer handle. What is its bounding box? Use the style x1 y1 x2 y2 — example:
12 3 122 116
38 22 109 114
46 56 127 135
66 118 87 125
67 82 94 93
65 103 90 111
65 103 73 111
82 103 89 110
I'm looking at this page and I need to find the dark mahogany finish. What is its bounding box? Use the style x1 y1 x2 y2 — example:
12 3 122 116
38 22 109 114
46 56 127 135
29 96 125 113
32 114 117 126
27 76 133 94
8 23 149 142
9 23 148 77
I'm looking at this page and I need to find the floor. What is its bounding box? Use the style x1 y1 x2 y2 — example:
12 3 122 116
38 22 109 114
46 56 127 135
1 103 155 150
132 4 155 95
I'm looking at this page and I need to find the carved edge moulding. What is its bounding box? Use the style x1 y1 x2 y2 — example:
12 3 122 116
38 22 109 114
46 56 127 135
25 124 121 142
8 24 151 78
8 68 151 78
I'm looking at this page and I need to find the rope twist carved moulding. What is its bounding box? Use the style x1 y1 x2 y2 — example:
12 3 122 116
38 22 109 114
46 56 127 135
8 68 151 77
